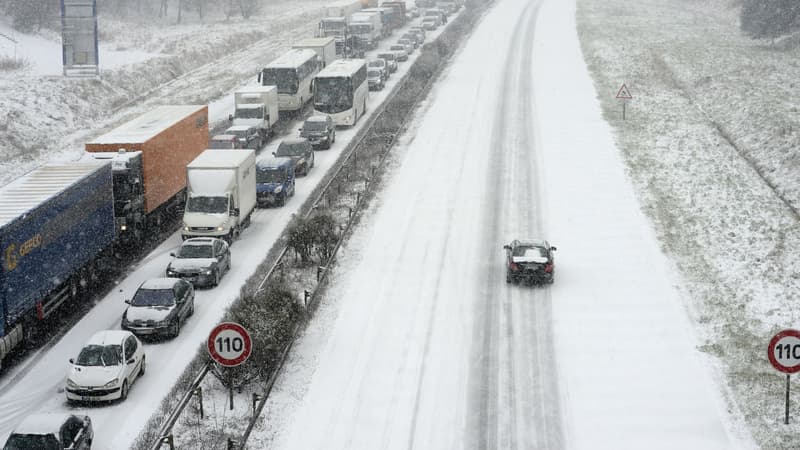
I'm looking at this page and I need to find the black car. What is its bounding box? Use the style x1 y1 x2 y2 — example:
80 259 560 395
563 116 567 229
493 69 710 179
121 278 195 338
224 125 263 150
3 413 93 450
299 115 336 150
503 239 557 285
275 138 315 175
166 237 231 287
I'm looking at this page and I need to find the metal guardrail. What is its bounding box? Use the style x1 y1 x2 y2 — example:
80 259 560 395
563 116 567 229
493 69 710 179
150 363 211 450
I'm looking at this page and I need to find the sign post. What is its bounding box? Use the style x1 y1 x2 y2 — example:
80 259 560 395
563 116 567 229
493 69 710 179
208 322 252 410
616 83 632 120
767 329 800 424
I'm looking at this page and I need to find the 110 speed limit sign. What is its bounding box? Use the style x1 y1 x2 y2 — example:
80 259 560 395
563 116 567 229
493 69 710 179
207 322 252 367
768 329 800 374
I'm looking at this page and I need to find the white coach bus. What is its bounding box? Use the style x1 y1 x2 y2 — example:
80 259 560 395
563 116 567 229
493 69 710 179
258 49 320 113
312 58 369 126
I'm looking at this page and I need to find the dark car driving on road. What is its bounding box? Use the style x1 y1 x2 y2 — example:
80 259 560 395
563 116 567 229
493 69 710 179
275 138 315 176
299 115 336 150
166 237 231 287
121 278 195 338
503 239 557 285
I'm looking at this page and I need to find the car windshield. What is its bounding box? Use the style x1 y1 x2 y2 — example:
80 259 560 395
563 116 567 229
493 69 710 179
368 70 381 78
368 60 384 68
75 344 122 367
4 434 61 450
277 143 308 157
131 288 175 307
390 46 404 51
186 196 228 214
303 120 328 132
178 244 213 258
378 53 395 61
257 168 286 183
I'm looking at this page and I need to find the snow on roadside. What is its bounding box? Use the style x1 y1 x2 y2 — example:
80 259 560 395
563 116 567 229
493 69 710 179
577 0 800 447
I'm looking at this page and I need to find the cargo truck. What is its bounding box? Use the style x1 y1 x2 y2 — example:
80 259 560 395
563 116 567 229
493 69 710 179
349 11 382 49
292 37 338 69
380 1 407 29
0 162 115 367
182 150 257 243
361 7 393 37
85 105 209 244
323 0 362 18
319 0 363 56
230 86 279 140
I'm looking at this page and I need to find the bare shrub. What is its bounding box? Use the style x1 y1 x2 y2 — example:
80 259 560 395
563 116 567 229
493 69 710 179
0 55 28 71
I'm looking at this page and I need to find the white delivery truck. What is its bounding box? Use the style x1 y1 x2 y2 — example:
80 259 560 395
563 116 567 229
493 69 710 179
231 86 279 139
293 37 338 69
182 150 257 242
349 11 382 49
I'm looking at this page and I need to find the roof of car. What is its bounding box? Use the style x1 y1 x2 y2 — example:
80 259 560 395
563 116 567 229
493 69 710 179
86 329 132 346
225 125 253 132
305 115 330 123
12 413 80 434
257 156 294 169
280 138 310 146
211 134 237 140
139 277 181 290
182 237 217 246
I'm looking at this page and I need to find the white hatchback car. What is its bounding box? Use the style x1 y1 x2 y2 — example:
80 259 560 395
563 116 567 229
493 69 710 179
66 330 145 403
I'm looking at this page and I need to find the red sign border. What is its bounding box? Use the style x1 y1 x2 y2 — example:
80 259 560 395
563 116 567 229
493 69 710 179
768 329 800 374
616 83 632 100
207 322 252 367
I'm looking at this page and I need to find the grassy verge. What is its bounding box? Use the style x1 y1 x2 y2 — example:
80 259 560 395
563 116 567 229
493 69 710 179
577 0 800 446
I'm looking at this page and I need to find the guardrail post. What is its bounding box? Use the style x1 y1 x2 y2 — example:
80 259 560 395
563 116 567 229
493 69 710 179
252 392 262 416
193 386 204 419
348 207 353 219
158 435 174 450
227 437 237 450
317 266 326 282
303 289 310 308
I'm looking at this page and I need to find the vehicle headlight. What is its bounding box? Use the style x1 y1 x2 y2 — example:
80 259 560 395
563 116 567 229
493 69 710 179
183 223 190 231
274 185 283 194
203 269 213 275
216 226 224 231
67 379 79 389
166 268 177 276
103 379 118 388
120 224 127 231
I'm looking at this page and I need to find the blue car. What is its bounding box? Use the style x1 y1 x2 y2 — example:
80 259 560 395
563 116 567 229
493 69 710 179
256 156 295 207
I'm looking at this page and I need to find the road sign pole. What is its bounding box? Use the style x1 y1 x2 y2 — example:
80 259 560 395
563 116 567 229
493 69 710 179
786 374 791 424
622 101 626 120
229 369 235 411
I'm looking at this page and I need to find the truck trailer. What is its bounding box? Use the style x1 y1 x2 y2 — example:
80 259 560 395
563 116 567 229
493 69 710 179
231 86 279 140
182 150 257 242
85 105 209 244
0 162 115 366
292 37 338 69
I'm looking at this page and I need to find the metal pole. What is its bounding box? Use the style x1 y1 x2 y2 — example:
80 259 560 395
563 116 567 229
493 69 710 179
229 369 234 411
622 101 626 120
194 387 204 419
786 373 791 425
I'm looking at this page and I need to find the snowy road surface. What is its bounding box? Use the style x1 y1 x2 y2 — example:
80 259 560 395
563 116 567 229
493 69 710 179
260 0 748 448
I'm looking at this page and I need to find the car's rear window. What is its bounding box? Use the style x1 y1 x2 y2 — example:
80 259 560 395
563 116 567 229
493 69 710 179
513 246 546 258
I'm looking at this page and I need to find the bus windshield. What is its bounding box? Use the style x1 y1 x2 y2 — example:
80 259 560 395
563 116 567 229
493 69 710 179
262 68 299 94
314 77 352 114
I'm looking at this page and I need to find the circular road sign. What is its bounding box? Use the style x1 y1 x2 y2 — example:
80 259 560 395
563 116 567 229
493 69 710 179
207 322 252 367
768 329 800 374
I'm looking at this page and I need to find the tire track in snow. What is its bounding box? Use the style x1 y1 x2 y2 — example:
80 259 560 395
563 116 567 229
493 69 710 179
468 0 563 448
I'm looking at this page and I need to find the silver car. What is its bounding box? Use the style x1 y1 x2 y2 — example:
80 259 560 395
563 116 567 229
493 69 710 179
166 237 231 287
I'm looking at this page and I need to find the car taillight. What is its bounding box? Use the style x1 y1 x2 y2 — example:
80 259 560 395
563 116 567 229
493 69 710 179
544 263 553 273
510 263 520 271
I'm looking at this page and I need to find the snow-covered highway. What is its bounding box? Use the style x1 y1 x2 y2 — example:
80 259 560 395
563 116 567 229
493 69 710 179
254 0 752 448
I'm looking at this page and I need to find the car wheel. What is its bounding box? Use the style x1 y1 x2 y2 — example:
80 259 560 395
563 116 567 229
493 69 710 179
139 356 146 377
278 192 286 206
120 380 129 401
331 131 336 144
188 300 195 317
505 272 511 284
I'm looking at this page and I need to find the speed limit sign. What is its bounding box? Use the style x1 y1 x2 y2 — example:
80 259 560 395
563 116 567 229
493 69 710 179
768 329 800 374
207 322 252 367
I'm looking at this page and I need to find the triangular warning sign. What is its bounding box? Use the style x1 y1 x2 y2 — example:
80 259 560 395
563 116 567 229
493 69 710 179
616 83 632 99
